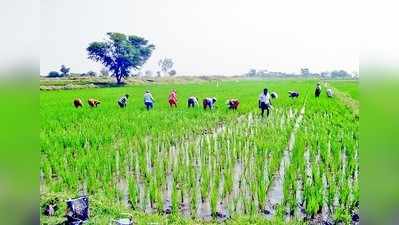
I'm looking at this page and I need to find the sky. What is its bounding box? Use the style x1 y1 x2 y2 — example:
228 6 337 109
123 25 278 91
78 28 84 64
40 0 359 76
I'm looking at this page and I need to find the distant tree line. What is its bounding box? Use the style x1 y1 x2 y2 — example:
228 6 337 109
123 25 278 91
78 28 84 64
245 68 357 79
47 65 70 77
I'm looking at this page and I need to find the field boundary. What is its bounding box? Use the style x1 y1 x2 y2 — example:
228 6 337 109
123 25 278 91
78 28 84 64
39 76 244 91
324 82 359 116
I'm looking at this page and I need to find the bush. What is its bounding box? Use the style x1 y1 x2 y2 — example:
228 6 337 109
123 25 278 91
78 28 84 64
48 71 61 77
87 71 97 77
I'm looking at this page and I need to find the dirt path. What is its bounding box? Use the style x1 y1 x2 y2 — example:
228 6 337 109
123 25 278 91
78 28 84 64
324 82 359 115
264 104 306 218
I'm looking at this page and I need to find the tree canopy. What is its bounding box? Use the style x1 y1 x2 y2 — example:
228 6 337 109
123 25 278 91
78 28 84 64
158 58 174 74
87 32 155 84
60 65 70 76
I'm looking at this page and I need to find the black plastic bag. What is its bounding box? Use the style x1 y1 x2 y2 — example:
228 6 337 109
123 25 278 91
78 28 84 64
65 196 89 224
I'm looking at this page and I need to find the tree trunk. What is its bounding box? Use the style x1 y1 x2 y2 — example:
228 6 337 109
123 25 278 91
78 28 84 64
116 75 122 84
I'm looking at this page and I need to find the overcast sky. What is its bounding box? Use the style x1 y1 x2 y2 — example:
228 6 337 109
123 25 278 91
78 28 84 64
40 0 359 76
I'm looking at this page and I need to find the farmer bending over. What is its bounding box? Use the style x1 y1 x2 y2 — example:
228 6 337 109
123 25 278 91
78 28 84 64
74 99 83 108
168 89 177 107
327 88 334 97
288 91 300 98
118 94 129 108
88 98 101 107
187 96 198 108
259 88 272 117
271 92 278 99
144 90 154 110
203 97 217 110
227 99 240 110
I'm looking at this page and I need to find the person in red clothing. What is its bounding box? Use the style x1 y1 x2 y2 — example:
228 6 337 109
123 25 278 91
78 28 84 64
227 99 240 110
73 98 83 108
168 89 177 107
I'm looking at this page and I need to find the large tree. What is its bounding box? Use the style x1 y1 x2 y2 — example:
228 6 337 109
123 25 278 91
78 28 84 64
87 32 155 84
60 65 70 76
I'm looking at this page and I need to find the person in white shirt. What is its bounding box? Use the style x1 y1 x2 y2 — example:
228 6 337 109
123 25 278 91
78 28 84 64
187 96 199 108
315 83 322 97
326 88 334 97
144 90 155 110
118 94 129 108
259 88 272 117
203 97 217 110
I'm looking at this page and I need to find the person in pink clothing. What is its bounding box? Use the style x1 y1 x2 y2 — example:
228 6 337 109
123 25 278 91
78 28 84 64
168 89 177 107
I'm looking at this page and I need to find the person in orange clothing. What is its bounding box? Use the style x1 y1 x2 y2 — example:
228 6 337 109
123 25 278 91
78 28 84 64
88 98 101 107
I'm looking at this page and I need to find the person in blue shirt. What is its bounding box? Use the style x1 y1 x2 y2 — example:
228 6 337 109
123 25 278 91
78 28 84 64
144 90 155 110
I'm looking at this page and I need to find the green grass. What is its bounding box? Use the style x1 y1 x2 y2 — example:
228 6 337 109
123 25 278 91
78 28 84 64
40 79 358 225
328 80 359 100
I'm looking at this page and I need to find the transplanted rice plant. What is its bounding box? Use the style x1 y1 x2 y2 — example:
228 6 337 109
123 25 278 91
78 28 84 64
40 79 358 225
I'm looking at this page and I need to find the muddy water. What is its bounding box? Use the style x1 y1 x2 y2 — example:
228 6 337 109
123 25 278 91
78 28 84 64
321 175 332 223
295 177 306 220
145 192 155 214
114 110 299 220
317 147 332 224
134 157 146 211
264 153 286 218
114 150 131 208
198 198 212 221
163 172 173 214
264 106 305 219
230 161 243 214
40 170 45 194
117 178 130 208
216 201 230 222
216 173 229 221
181 192 191 217
193 144 202 218
163 146 175 214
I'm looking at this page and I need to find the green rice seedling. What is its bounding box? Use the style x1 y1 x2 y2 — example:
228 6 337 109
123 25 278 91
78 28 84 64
333 207 351 224
171 180 179 214
148 177 157 210
128 178 138 210
200 165 210 202
210 179 218 216
190 184 198 218
223 167 233 199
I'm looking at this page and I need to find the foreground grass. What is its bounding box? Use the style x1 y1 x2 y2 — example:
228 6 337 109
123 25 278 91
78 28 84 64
41 192 305 225
328 80 359 100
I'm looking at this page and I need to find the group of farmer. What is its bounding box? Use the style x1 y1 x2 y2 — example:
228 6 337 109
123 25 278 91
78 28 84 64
73 83 333 117
315 83 334 98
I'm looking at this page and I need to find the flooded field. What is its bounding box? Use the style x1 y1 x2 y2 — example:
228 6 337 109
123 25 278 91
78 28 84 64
40 79 359 224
